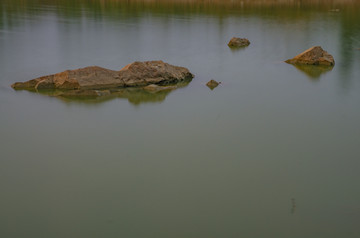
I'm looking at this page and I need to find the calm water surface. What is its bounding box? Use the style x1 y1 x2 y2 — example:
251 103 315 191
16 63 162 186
1 1 360 237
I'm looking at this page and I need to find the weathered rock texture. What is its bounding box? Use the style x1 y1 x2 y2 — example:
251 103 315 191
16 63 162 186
285 46 335 66
228 37 250 47
11 61 194 90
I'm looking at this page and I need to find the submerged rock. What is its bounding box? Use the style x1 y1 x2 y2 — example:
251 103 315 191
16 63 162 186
143 84 177 92
206 79 220 90
285 46 335 66
228 37 250 47
59 89 112 98
11 61 194 90
37 82 191 105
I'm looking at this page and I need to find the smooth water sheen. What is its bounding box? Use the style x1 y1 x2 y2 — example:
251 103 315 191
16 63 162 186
1 1 360 237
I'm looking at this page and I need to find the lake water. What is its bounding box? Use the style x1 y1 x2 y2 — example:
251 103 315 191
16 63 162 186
1 1 360 237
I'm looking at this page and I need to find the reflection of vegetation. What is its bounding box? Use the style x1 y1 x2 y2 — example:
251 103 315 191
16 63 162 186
291 198 296 214
291 64 334 80
1 0 360 21
2 0 359 39
2 0 359 31
337 11 360 91
18 80 191 106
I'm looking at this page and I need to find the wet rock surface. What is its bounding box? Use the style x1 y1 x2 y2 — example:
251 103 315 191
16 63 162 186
285 46 335 66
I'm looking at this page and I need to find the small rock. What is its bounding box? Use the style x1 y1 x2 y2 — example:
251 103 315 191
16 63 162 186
228 37 250 47
206 79 220 90
285 46 335 66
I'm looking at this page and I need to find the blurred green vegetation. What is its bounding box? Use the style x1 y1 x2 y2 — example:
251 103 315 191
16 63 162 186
1 0 359 36
1 0 360 20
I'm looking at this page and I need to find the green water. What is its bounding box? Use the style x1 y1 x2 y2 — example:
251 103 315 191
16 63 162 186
1 1 360 237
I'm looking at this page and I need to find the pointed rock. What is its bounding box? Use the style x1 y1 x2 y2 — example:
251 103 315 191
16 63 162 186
206 79 220 90
285 46 335 66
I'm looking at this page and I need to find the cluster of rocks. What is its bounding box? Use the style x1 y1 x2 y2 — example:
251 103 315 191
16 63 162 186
12 37 336 98
227 37 334 66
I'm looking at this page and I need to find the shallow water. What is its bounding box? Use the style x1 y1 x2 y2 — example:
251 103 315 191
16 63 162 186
1 1 360 237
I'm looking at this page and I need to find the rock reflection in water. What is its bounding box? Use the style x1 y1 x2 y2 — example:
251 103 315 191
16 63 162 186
291 64 334 80
21 80 191 106
112 86 177 105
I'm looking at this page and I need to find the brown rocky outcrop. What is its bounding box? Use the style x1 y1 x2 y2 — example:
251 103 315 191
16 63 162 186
285 46 335 66
228 37 250 47
11 61 194 91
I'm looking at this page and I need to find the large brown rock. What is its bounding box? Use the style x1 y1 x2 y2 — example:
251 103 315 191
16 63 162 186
285 46 335 66
11 61 194 90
